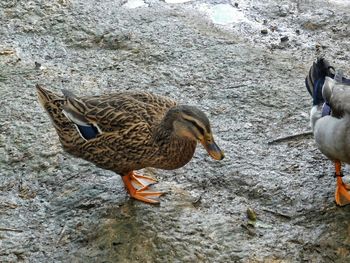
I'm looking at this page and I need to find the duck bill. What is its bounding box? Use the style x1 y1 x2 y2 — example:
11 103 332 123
201 139 224 160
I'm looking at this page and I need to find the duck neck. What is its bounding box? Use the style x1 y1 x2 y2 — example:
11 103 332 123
154 106 181 142
153 106 197 169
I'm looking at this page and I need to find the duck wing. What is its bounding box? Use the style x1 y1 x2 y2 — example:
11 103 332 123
61 90 175 141
323 77 350 118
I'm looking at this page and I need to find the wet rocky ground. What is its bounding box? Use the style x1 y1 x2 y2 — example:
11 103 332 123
1 0 350 262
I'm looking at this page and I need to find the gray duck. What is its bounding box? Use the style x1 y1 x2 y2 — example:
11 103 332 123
306 58 350 206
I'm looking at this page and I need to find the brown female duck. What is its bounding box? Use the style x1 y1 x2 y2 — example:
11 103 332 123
36 85 224 203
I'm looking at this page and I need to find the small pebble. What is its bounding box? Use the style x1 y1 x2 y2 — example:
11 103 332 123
35 61 42 69
247 207 257 221
279 5 289 17
280 36 289 42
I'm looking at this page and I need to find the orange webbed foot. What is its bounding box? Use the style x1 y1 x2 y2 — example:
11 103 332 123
335 176 350 206
334 161 350 206
129 172 158 189
122 171 164 204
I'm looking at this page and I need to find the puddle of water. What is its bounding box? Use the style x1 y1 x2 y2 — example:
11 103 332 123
123 0 147 9
329 0 350 5
165 0 192 3
198 4 249 25
209 4 248 25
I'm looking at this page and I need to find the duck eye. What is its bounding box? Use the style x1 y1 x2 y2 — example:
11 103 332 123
206 136 213 143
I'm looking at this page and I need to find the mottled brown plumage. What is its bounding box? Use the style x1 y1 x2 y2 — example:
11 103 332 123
36 85 224 203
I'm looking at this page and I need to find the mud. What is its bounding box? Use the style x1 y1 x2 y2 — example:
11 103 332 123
1 0 350 262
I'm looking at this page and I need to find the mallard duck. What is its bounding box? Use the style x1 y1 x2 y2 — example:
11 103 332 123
306 57 350 206
36 85 224 204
